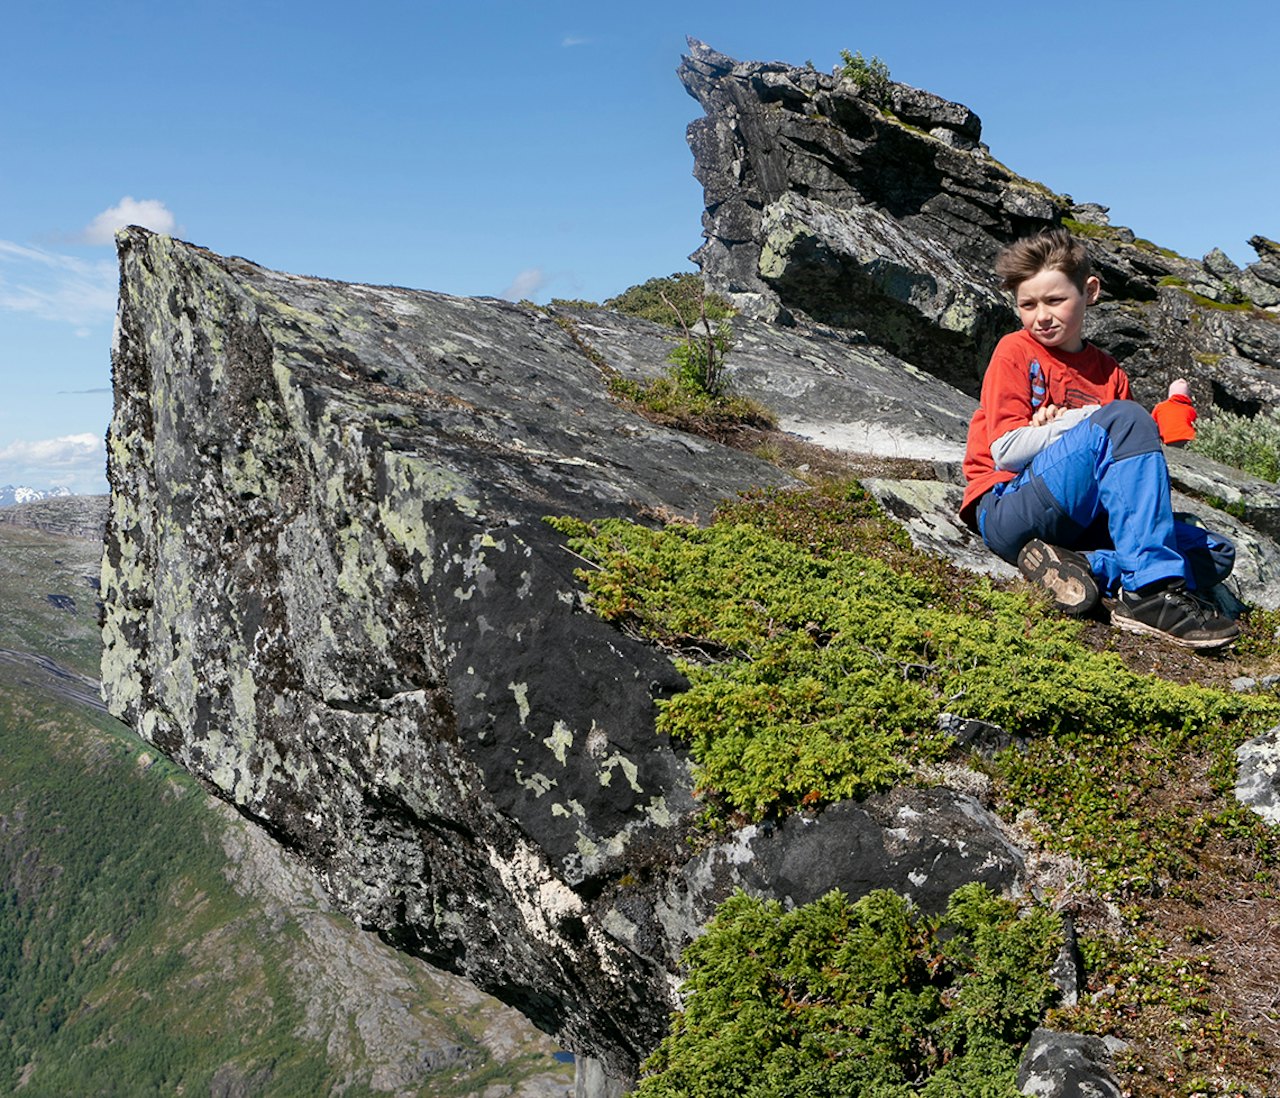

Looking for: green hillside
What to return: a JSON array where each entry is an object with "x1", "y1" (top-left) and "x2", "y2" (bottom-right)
[{"x1": 0, "y1": 507, "x2": 572, "y2": 1097}]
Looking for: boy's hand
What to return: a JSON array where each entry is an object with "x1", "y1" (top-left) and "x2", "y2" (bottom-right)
[{"x1": 1031, "y1": 402, "x2": 1064, "y2": 427}]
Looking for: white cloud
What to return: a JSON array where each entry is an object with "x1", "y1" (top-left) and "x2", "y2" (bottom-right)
[
  {"x1": 0, "y1": 433, "x2": 107, "y2": 495},
  {"x1": 81, "y1": 197, "x2": 176, "y2": 245},
  {"x1": 501, "y1": 267, "x2": 552, "y2": 301},
  {"x1": 562, "y1": 36, "x2": 590, "y2": 47},
  {"x1": 0, "y1": 241, "x2": 117, "y2": 328}
]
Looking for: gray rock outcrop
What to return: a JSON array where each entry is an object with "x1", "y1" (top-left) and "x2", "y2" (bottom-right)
[
  {"x1": 679, "y1": 38, "x2": 1280, "y2": 415},
  {"x1": 101, "y1": 229, "x2": 1030, "y2": 1088},
  {"x1": 1016, "y1": 1028, "x2": 1125, "y2": 1097}
]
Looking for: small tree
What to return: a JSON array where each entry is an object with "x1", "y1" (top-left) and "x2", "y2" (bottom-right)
[
  {"x1": 660, "y1": 287, "x2": 732, "y2": 397},
  {"x1": 839, "y1": 49, "x2": 892, "y2": 106}
]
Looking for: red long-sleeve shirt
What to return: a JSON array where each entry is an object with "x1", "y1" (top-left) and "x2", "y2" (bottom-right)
[{"x1": 960, "y1": 329, "x2": 1132, "y2": 527}]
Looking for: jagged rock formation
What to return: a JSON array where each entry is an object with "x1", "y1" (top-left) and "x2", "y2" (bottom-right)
[
  {"x1": 680, "y1": 39, "x2": 1280, "y2": 413},
  {"x1": 100, "y1": 43, "x2": 1280, "y2": 1096}
]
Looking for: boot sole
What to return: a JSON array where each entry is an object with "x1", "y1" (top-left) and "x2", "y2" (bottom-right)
[{"x1": 1017, "y1": 541, "x2": 1099, "y2": 616}]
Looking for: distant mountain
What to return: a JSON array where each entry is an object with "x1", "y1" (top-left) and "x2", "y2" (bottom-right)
[{"x1": 0, "y1": 484, "x2": 72, "y2": 507}]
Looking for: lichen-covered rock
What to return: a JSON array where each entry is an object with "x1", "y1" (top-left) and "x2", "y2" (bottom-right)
[
  {"x1": 101, "y1": 228, "x2": 1034, "y2": 1088},
  {"x1": 1016, "y1": 1028, "x2": 1125, "y2": 1097},
  {"x1": 100, "y1": 46, "x2": 1280, "y2": 1093},
  {"x1": 1236, "y1": 725, "x2": 1280, "y2": 826},
  {"x1": 557, "y1": 302, "x2": 976, "y2": 463}
]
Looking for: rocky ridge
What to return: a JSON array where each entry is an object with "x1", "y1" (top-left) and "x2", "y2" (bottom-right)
[
  {"x1": 99, "y1": 42, "x2": 1280, "y2": 1097},
  {"x1": 680, "y1": 38, "x2": 1280, "y2": 414}
]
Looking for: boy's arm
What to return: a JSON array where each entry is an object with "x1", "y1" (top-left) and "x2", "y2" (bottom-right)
[
  {"x1": 991, "y1": 406, "x2": 1101, "y2": 471},
  {"x1": 980, "y1": 350, "x2": 1037, "y2": 445}
]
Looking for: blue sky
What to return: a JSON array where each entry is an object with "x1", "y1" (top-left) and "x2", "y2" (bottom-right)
[{"x1": 2, "y1": 0, "x2": 1276, "y2": 494}]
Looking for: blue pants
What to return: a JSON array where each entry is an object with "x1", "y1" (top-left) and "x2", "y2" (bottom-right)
[{"x1": 977, "y1": 401, "x2": 1234, "y2": 595}]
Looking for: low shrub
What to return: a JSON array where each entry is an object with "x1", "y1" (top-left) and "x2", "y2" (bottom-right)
[
  {"x1": 635, "y1": 883, "x2": 1061, "y2": 1098},
  {"x1": 1190, "y1": 407, "x2": 1280, "y2": 483}
]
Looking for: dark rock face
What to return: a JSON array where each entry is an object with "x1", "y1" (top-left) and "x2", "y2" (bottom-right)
[
  {"x1": 679, "y1": 39, "x2": 1280, "y2": 413},
  {"x1": 101, "y1": 229, "x2": 1027, "y2": 1085}
]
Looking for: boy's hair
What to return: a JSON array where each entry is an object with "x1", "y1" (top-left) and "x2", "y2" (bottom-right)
[{"x1": 994, "y1": 227, "x2": 1093, "y2": 293}]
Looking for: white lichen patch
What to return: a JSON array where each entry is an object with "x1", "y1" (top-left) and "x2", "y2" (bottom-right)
[{"x1": 484, "y1": 839, "x2": 585, "y2": 948}]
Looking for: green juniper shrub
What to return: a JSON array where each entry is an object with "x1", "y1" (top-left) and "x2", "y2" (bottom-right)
[
  {"x1": 604, "y1": 273, "x2": 735, "y2": 329},
  {"x1": 634, "y1": 883, "x2": 1062, "y2": 1098},
  {"x1": 549, "y1": 483, "x2": 1280, "y2": 1093},
  {"x1": 547, "y1": 487, "x2": 1280, "y2": 884}
]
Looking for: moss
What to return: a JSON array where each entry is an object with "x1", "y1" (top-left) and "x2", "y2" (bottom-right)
[
  {"x1": 1133, "y1": 237, "x2": 1183, "y2": 259},
  {"x1": 1179, "y1": 288, "x2": 1256, "y2": 313},
  {"x1": 549, "y1": 484, "x2": 1280, "y2": 872},
  {"x1": 1061, "y1": 217, "x2": 1112, "y2": 240}
]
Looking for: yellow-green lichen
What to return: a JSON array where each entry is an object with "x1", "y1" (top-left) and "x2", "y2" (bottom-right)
[
  {"x1": 509, "y1": 682, "x2": 531, "y2": 726},
  {"x1": 544, "y1": 720, "x2": 573, "y2": 764}
]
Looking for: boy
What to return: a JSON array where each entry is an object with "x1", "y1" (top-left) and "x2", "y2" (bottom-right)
[
  {"x1": 959, "y1": 228, "x2": 1238, "y2": 649},
  {"x1": 1152, "y1": 378, "x2": 1197, "y2": 447}
]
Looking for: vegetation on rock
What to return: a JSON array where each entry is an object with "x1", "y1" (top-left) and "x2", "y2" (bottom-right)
[
  {"x1": 1191, "y1": 408, "x2": 1280, "y2": 483},
  {"x1": 633, "y1": 884, "x2": 1061, "y2": 1098},
  {"x1": 838, "y1": 50, "x2": 892, "y2": 107},
  {"x1": 605, "y1": 272, "x2": 735, "y2": 330},
  {"x1": 600, "y1": 273, "x2": 776, "y2": 434},
  {"x1": 550, "y1": 479, "x2": 1280, "y2": 1094}
]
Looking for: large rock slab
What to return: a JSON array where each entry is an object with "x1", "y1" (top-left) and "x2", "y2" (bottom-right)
[
  {"x1": 101, "y1": 229, "x2": 1032, "y2": 1086},
  {"x1": 557, "y1": 303, "x2": 975, "y2": 462}
]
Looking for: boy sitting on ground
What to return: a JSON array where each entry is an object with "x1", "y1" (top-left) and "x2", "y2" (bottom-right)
[{"x1": 958, "y1": 228, "x2": 1238, "y2": 649}]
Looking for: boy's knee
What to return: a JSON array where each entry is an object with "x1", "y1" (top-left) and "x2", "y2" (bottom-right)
[{"x1": 1091, "y1": 400, "x2": 1162, "y2": 459}]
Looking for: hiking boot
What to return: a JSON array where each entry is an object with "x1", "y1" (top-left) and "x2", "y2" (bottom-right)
[
  {"x1": 1112, "y1": 583, "x2": 1240, "y2": 649},
  {"x1": 1017, "y1": 539, "x2": 1099, "y2": 616}
]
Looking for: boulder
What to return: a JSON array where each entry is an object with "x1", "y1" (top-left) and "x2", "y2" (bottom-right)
[
  {"x1": 100, "y1": 41, "x2": 1280, "y2": 1096},
  {"x1": 1236, "y1": 725, "x2": 1280, "y2": 826},
  {"x1": 1016, "y1": 1028, "x2": 1125, "y2": 1097},
  {"x1": 101, "y1": 228, "x2": 1036, "y2": 1089}
]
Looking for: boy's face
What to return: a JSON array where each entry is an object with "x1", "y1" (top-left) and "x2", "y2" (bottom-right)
[{"x1": 1013, "y1": 268, "x2": 1101, "y2": 353}]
